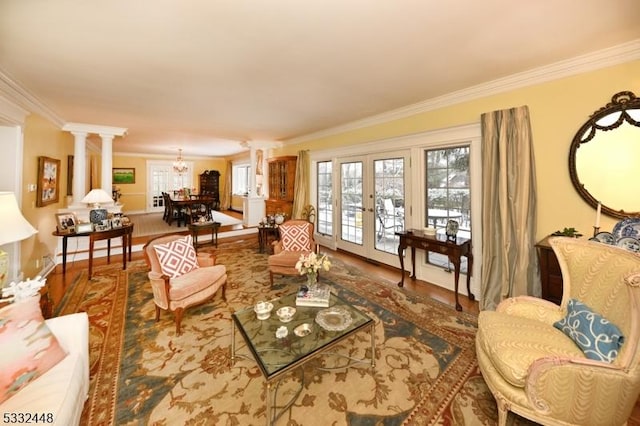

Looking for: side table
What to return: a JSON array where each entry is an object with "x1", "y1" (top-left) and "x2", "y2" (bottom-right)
[
  {"x1": 189, "y1": 221, "x2": 221, "y2": 251},
  {"x1": 258, "y1": 225, "x2": 279, "y2": 253},
  {"x1": 535, "y1": 236, "x2": 563, "y2": 305}
]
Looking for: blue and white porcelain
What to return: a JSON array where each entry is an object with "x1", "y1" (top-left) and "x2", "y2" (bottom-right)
[
  {"x1": 616, "y1": 237, "x2": 640, "y2": 253},
  {"x1": 612, "y1": 218, "x2": 640, "y2": 239}
]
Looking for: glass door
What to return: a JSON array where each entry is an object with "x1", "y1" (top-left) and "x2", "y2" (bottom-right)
[
  {"x1": 337, "y1": 152, "x2": 409, "y2": 265},
  {"x1": 147, "y1": 161, "x2": 193, "y2": 212}
]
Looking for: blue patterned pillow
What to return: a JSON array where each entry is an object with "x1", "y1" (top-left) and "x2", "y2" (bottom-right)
[{"x1": 553, "y1": 299, "x2": 624, "y2": 362}]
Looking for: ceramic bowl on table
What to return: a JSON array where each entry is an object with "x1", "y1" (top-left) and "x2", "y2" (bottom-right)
[
  {"x1": 276, "y1": 306, "x2": 296, "y2": 323},
  {"x1": 254, "y1": 301, "x2": 274, "y2": 320}
]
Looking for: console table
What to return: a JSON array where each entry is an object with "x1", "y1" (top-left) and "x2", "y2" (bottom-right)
[
  {"x1": 396, "y1": 229, "x2": 474, "y2": 311},
  {"x1": 53, "y1": 224, "x2": 133, "y2": 280}
]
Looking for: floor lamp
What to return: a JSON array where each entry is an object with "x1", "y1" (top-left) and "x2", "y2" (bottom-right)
[{"x1": 0, "y1": 192, "x2": 38, "y2": 288}]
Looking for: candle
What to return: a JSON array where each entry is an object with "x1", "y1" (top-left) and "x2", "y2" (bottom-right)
[{"x1": 595, "y1": 202, "x2": 601, "y2": 228}]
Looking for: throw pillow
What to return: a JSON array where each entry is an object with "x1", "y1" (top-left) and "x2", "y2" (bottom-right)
[
  {"x1": 553, "y1": 298, "x2": 624, "y2": 362},
  {"x1": 0, "y1": 296, "x2": 68, "y2": 404},
  {"x1": 153, "y1": 235, "x2": 200, "y2": 278},
  {"x1": 281, "y1": 224, "x2": 311, "y2": 251}
]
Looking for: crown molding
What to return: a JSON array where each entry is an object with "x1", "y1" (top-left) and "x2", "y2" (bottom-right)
[
  {"x1": 0, "y1": 69, "x2": 65, "y2": 127},
  {"x1": 287, "y1": 39, "x2": 640, "y2": 145}
]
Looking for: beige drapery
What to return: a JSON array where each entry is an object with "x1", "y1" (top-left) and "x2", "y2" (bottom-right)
[
  {"x1": 219, "y1": 160, "x2": 232, "y2": 210},
  {"x1": 291, "y1": 150, "x2": 309, "y2": 219},
  {"x1": 480, "y1": 106, "x2": 540, "y2": 310}
]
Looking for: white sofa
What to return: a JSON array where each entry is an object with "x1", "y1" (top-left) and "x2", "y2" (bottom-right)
[{"x1": 1, "y1": 312, "x2": 90, "y2": 426}]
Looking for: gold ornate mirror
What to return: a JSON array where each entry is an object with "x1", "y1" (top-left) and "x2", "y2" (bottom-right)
[{"x1": 569, "y1": 91, "x2": 640, "y2": 219}]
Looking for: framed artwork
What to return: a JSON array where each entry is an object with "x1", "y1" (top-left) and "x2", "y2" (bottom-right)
[
  {"x1": 113, "y1": 167, "x2": 135, "y2": 184},
  {"x1": 67, "y1": 155, "x2": 74, "y2": 196},
  {"x1": 55, "y1": 212, "x2": 77, "y2": 234},
  {"x1": 37, "y1": 156, "x2": 61, "y2": 207}
]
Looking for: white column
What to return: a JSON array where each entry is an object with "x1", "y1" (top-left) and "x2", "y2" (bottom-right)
[
  {"x1": 71, "y1": 131, "x2": 87, "y2": 205},
  {"x1": 248, "y1": 148, "x2": 256, "y2": 196},
  {"x1": 100, "y1": 133, "x2": 114, "y2": 192}
]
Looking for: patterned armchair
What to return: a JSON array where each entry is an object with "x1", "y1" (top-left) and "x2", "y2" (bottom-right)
[
  {"x1": 143, "y1": 233, "x2": 227, "y2": 335},
  {"x1": 267, "y1": 220, "x2": 318, "y2": 286},
  {"x1": 476, "y1": 237, "x2": 640, "y2": 426}
]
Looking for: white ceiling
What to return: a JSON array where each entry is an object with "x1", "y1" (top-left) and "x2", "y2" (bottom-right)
[{"x1": 1, "y1": 0, "x2": 639, "y2": 157}]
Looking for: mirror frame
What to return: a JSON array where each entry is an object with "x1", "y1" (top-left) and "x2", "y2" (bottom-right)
[{"x1": 569, "y1": 91, "x2": 640, "y2": 219}]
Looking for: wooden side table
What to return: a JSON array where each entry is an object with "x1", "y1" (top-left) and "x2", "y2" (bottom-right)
[
  {"x1": 535, "y1": 236, "x2": 563, "y2": 305},
  {"x1": 396, "y1": 229, "x2": 473, "y2": 311},
  {"x1": 258, "y1": 225, "x2": 279, "y2": 253},
  {"x1": 188, "y1": 221, "x2": 221, "y2": 251}
]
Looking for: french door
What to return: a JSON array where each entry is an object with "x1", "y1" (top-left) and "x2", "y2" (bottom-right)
[
  {"x1": 337, "y1": 151, "x2": 409, "y2": 265},
  {"x1": 146, "y1": 161, "x2": 193, "y2": 212}
]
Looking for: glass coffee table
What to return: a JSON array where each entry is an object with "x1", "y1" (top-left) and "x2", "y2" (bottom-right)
[{"x1": 231, "y1": 291, "x2": 375, "y2": 425}]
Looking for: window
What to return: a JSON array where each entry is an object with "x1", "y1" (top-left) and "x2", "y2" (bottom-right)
[
  {"x1": 232, "y1": 164, "x2": 250, "y2": 195},
  {"x1": 425, "y1": 146, "x2": 470, "y2": 271},
  {"x1": 316, "y1": 161, "x2": 333, "y2": 235}
]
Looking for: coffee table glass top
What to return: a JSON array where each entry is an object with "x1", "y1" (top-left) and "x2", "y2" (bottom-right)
[{"x1": 232, "y1": 292, "x2": 373, "y2": 379}]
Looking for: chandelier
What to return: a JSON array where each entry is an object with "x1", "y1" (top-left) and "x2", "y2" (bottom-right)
[{"x1": 173, "y1": 149, "x2": 188, "y2": 174}]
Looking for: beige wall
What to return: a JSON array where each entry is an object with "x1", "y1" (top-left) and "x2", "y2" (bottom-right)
[
  {"x1": 20, "y1": 114, "x2": 74, "y2": 267},
  {"x1": 276, "y1": 60, "x2": 640, "y2": 241},
  {"x1": 110, "y1": 155, "x2": 227, "y2": 212},
  {"x1": 16, "y1": 59, "x2": 640, "y2": 271}
]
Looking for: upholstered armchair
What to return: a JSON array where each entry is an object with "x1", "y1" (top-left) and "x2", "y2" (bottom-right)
[
  {"x1": 476, "y1": 237, "x2": 640, "y2": 426},
  {"x1": 268, "y1": 220, "x2": 319, "y2": 286},
  {"x1": 143, "y1": 233, "x2": 227, "y2": 335}
]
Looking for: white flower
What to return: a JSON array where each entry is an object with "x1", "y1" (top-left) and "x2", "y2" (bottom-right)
[{"x1": 295, "y1": 252, "x2": 331, "y2": 276}]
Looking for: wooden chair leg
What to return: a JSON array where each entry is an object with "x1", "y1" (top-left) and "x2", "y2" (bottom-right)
[
  {"x1": 174, "y1": 308, "x2": 184, "y2": 336},
  {"x1": 269, "y1": 271, "x2": 274, "y2": 287},
  {"x1": 155, "y1": 305, "x2": 161, "y2": 322},
  {"x1": 221, "y1": 282, "x2": 227, "y2": 301}
]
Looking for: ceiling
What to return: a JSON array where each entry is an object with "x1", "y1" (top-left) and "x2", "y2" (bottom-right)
[{"x1": 1, "y1": 1, "x2": 639, "y2": 158}]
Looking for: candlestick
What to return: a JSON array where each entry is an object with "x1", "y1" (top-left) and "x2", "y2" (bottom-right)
[
  {"x1": 595, "y1": 202, "x2": 601, "y2": 228},
  {"x1": 593, "y1": 226, "x2": 600, "y2": 238}
]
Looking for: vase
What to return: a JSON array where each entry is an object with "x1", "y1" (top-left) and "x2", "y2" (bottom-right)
[
  {"x1": 307, "y1": 272, "x2": 318, "y2": 292},
  {"x1": 275, "y1": 214, "x2": 285, "y2": 225}
]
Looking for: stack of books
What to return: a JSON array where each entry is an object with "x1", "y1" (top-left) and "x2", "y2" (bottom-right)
[{"x1": 295, "y1": 285, "x2": 331, "y2": 307}]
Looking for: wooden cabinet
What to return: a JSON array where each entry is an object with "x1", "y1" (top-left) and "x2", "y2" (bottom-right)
[
  {"x1": 536, "y1": 236, "x2": 563, "y2": 305},
  {"x1": 199, "y1": 170, "x2": 220, "y2": 210},
  {"x1": 265, "y1": 156, "x2": 297, "y2": 218}
]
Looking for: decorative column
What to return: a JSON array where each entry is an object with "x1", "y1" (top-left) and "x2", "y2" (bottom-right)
[
  {"x1": 240, "y1": 140, "x2": 282, "y2": 226},
  {"x1": 71, "y1": 131, "x2": 87, "y2": 205},
  {"x1": 100, "y1": 133, "x2": 114, "y2": 192}
]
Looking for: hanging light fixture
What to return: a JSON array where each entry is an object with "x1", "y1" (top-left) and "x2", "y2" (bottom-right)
[{"x1": 173, "y1": 148, "x2": 188, "y2": 174}]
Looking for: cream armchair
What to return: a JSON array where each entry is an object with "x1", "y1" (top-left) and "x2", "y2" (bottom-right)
[
  {"x1": 143, "y1": 233, "x2": 227, "y2": 335},
  {"x1": 476, "y1": 237, "x2": 640, "y2": 426}
]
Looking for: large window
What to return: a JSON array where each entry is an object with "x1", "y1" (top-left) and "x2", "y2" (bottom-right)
[
  {"x1": 316, "y1": 161, "x2": 333, "y2": 236},
  {"x1": 232, "y1": 164, "x2": 250, "y2": 195},
  {"x1": 425, "y1": 146, "x2": 471, "y2": 271}
]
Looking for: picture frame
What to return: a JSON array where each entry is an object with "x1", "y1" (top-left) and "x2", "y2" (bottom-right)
[
  {"x1": 56, "y1": 212, "x2": 77, "y2": 234},
  {"x1": 37, "y1": 156, "x2": 61, "y2": 207},
  {"x1": 112, "y1": 167, "x2": 135, "y2": 184},
  {"x1": 111, "y1": 217, "x2": 123, "y2": 228},
  {"x1": 76, "y1": 222, "x2": 94, "y2": 233}
]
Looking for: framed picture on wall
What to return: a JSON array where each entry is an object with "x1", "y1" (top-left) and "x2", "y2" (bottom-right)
[
  {"x1": 36, "y1": 156, "x2": 61, "y2": 207},
  {"x1": 113, "y1": 167, "x2": 135, "y2": 184}
]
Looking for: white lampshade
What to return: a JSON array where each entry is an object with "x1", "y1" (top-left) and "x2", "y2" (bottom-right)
[
  {"x1": 0, "y1": 192, "x2": 37, "y2": 246},
  {"x1": 81, "y1": 189, "x2": 113, "y2": 208}
]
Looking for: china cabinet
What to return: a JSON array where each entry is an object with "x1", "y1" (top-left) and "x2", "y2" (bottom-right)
[{"x1": 265, "y1": 156, "x2": 297, "y2": 218}]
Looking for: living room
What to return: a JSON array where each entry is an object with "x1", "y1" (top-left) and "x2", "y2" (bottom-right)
[{"x1": 1, "y1": 2, "x2": 640, "y2": 425}]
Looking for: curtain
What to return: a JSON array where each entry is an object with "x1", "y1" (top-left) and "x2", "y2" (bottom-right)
[
  {"x1": 480, "y1": 105, "x2": 540, "y2": 310},
  {"x1": 291, "y1": 150, "x2": 309, "y2": 219},
  {"x1": 219, "y1": 160, "x2": 232, "y2": 210}
]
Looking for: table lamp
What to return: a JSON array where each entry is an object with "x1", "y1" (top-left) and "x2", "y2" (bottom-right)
[
  {"x1": 0, "y1": 192, "x2": 38, "y2": 287},
  {"x1": 81, "y1": 188, "x2": 113, "y2": 223}
]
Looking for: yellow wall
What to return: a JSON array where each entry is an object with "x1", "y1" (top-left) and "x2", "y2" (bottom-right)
[
  {"x1": 276, "y1": 60, "x2": 640, "y2": 241},
  {"x1": 16, "y1": 59, "x2": 640, "y2": 267},
  {"x1": 20, "y1": 114, "x2": 74, "y2": 266},
  {"x1": 111, "y1": 155, "x2": 227, "y2": 211}
]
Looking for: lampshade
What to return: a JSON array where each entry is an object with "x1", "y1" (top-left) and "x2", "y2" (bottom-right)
[
  {"x1": 0, "y1": 192, "x2": 38, "y2": 246},
  {"x1": 81, "y1": 189, "x2": 114, "y2": 208}
]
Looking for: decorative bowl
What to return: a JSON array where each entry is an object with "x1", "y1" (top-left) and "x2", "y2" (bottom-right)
[
  {"x1": 294, "y1": 323, "x2": 313, "y2": 337},
  {"x1": 275, "y1": 326, "x2": 289, "y2": 338},
  {"x1": 276, "y1": 306, "x2": 296, "y2": 323},
  {"x1": 254, "y1": 301, "x2": 273, "y2": 320}
]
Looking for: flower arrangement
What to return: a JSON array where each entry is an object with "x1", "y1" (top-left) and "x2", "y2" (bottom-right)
[{"x1": 295, "y1": 252, "x2": 331, "y2": 277}]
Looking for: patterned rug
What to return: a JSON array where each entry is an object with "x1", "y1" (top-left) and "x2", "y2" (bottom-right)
[{"x1": 56, "y1": 238, "x2": 532, "y2": 425}]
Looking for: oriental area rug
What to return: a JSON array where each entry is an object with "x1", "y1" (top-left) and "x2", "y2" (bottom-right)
[{"x1": 56, "y1": 238, "x2": 535, "y2": 425}]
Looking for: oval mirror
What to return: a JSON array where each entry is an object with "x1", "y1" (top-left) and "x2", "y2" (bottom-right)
[{"x1": 569, "y1": 91, "x2": 640, "y2": 219}]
